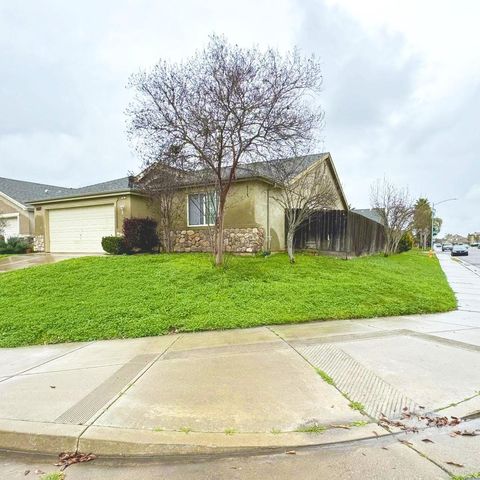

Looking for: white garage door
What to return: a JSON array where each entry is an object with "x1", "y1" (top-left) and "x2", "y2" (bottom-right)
[
  {"x1": 1, "y1": 216, "x2": 19, "y2": 239},
  {"x1": 49, "y1": 205, "x2": 115, "y2": 253}
]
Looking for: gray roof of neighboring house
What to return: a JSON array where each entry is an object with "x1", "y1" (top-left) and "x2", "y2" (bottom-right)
[
  {"x1": 0, "y1": 177, "x2": 73, "y2": 207},
  {"x1": 352, "y1": 208, "x2": 384, "y2": 224}
]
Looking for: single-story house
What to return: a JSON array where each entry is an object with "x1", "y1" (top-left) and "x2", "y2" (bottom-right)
[
  {"x1": 0, "y1": 153, "x2": 348, "y2": 253},
  {"x1": 0, "y1": 177, "x2": 71, "y2": 240}
]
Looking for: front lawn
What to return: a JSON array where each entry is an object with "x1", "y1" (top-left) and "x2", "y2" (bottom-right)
[{"x1": 0, "y1": 250, "x2": 456, "y2": 347}]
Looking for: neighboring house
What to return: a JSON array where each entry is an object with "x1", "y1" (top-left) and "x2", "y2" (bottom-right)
[
  {"x1": 0, "y1": 177, "x2": 71, "y2": 240},
  {"x1": 467, "y1": 232, "x2": 480, "y2": 244},
  {"x1": 2, "y1": 152, "x2": 347, "y2": 253}
]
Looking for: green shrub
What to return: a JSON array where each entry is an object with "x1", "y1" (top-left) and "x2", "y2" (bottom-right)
[
  {"x1": 398, "y1": 231, "x2": 414, "y2": 253},
  {"x1": 101, "y1": 236, "x2": 128, "y2": 255},
  {"x1": 123, "y1": 217, "x2": 159, "y2": 253},
  {"x1": 0, "y1": 237, "x2": 30, "y2": 254}
]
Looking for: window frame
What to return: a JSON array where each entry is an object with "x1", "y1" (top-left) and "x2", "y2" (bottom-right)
[{"x1": 187, "y1": 191, "x2": 218, "y2": 227}]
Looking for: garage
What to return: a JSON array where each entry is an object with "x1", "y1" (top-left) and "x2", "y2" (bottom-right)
[{"x1": 48, "y1": 205, "x2": 115, "y2": 253}]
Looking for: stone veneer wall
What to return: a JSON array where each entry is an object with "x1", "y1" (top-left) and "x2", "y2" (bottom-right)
[
  {"x1": 33, "y1": 235, "x2": 45, "y2": 252},
  {"x1": 172, "y1": 227, "x2": 264, "y2": 253}
]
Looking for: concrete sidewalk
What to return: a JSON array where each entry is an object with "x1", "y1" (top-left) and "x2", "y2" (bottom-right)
[{"x1": 0, "y1": 252, "x2": 479, "y2": 461}]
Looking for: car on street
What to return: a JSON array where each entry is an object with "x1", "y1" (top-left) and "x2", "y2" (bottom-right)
[
  {"x1": 442, "y1": 243, "x2": 453, "y2": 251},
  {"x1": 451, "y1": 244, "x2": 469, "y2": 256}
]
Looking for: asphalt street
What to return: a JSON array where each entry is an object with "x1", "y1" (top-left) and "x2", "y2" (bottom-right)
[{"x1": 463, "y1": 245, "x2": 480, "y2": 268}]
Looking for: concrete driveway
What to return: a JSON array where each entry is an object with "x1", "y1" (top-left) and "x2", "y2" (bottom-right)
[
  {"x1": 0, "y1": 253, "x2": 98, "y2": 273},
  {"x1": 0, "y1": 252, "x2": 478, "y2": 478}
]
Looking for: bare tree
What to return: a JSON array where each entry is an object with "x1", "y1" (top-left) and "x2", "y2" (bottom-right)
[
  {"x1": 127, "y1": 35, "x2": 323, "y2": 266},
  {"x1": 370, "y1": 178, "x2": 414, "y2": 256},
  {"x1": 264, "y1": 156, "x2": 337, "y2": 263}
]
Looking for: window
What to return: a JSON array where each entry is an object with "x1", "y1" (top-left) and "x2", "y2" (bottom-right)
[{"x1": 188, "y1": 192, "x2": 217, "y2": 226}]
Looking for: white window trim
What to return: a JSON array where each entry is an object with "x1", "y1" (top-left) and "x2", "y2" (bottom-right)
[{"x1": 187, "y1": 192, "x2": 217, "y2": 227}]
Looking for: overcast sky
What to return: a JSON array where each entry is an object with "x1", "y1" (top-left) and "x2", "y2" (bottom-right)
[{"x1": 0, "y1": 0, "x2": 478, "y2": 235}]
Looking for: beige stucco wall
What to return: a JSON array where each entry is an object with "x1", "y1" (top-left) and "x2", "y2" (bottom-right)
[
  {"x1": 170, "y1": 182, "x2": 258, "y2": 231},
  {"x1": 169, "y1": 181, "x2": 282, "y2": 251},
  {"x1": 250, "y1": 183, "x2": 285, "y2": 251},
  {"x1": 0, "y1": 195, "x2": 33, "y2": 235}
]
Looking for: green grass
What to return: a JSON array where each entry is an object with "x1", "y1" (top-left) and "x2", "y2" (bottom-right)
[
  {"x1": 452, "y1": 474, "x2": 480, "y2": 480},
  {"x1": 316, "y1": 368, "x2": 335, "y2": 385},
  {"x1": 0, "y1": 250, "x2": 456, "y2": 348},
  {"x1": 350, "y1": 420, "x2": 369, "y2": 427},
  {"x1": 40, "y1": 473, "x2": 65, "y2": 480},
  {"x1": 0, "y1": 254, "x2": 12, "y2": 259},
  {"x1": 295, "y1": 423, "x2": 327, "y2": 434},
  {"x1": 348, "y1": 401, "x2": 365, "y2": 412}
]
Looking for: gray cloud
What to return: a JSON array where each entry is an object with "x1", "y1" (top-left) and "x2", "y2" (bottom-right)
[{"x1": 0, "y1": 0, "x2": 478, "y2": 235}]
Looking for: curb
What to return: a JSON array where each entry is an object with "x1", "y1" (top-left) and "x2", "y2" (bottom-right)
[
  {"x1": 455, "y1": 257, "x2": 480, "y2": 277},
  {"x1": 0, "y1": 419, "x2": 389, "y2": 457}
]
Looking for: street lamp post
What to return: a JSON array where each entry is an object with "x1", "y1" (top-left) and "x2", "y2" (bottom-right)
[{"x1": 431, "y1": 198, "x2": 457, "y2": 249}]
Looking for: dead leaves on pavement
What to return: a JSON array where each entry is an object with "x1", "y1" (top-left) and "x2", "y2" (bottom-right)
[{"x1": 55, "y1": 452, "x2": 97, "y2": 471}]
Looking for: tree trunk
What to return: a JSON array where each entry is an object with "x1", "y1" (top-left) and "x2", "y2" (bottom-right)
[
  {"x1": 286, "y1": 228, "x2": 295, "y2": 263},
  {"x1": 215, "y1": 197, "x2": 226, "y2": 267}
]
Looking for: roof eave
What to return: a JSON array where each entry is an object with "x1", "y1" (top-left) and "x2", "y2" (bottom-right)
[{"x1": 28, "y1": 189, "x2": 143, "y2": 205}]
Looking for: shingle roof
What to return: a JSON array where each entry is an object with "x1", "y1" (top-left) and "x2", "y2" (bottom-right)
[
  {"x1": 0, "y1": 177, "x2": 73, "y2": 207},
  {"x1": 163, "y1": 153, "x2": 329, "y2": 186},
  {"x1": 234, "y1": 153, "x2": 327, "y2": 181},
  {"x1": 28, "y1": 177, "x2": 134, "y2": 203},
  {"x1": 2, "y1": 153, "x2": 333, "y2": 206},
  {"x1": 0, "y1": 176, "x2": 135, "y2": 206},
  {"x1": 58, "y1": 177, "x2": 133, "y2": 198}
]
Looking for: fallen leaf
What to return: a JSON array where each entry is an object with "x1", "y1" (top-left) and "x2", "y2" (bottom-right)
[
  {"x1": 381, "y1": 447, "x2": 389, "y2": 450},
  {"x1": 34, "y1": 470, "x2": 44, "y2": 475},
  {"x1": 55, "y1": 452, "x2": 97, "y2": 470},
  {"x1": 23, "y1": 470, "x2": 30, "y2": 476},
  {"x1": 372, "y1": 431, "x2": 379, "y2": 437},
  {"x1": 399, "y1": 440, "x2": 413, "y2": 446},
  {"x1": 456, "y1": 430, "x2": 479, "y2": 436},
  {"x1": 285, "y1": 450, "x2": 296, "y2": 455},
  {"x1": 330, "y1": 424, "x2": 351, "y2": 430},
  {"x1": 49, "y1": 385, "x2": 56, "y2": 389},
  {"x1": 421, "y1": 439, "x2": 434, "y2": 443},
  {"x1": 446, "y1": 462, "x2": 464, "y2": 468}
]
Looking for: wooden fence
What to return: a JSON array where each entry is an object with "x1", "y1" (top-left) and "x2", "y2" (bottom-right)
[{"x1": 291, "y1": 210, "x2": 385, "y2": 256}]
